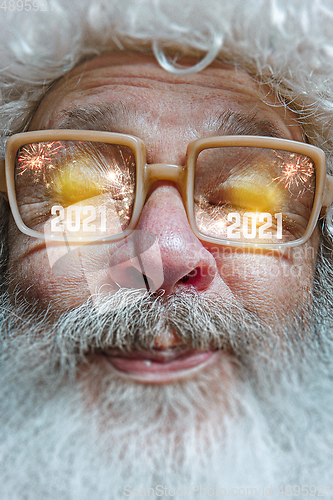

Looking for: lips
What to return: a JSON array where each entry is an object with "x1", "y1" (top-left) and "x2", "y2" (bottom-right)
[{"x1": 101, "y1": 347, "x2": 219, "y2": 384}]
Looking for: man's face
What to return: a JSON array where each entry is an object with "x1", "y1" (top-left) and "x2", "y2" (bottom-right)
[
  {"x1": 7, "y1": 53, "x2": 317, "y2": 383},
  {"x1": 2, "y1": 53, "x2": 331, "y2": 497}
]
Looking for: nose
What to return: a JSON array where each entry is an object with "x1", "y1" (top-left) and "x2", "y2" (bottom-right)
[{"x1": 109, "y1": 183, "x2": 218, "y2": 294}]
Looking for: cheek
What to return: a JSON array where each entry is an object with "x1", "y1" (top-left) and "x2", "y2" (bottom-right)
[
  {"x1": 7, "y1": 223, "x2": 90, "y2": 310},
  {"x1": 7, "y1": 248, "x2": 92, "y2": 310},
  {"x1": 7, "y1": 222, "x2": 128, "y2": 312},
  {"x1": 213, "y1": 247, "x2": 315, "y2": 318}
]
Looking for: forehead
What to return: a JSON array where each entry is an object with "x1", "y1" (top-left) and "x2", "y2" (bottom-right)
[{"x1": 30, "y1": 53, "x2": 303, "y2": 144}]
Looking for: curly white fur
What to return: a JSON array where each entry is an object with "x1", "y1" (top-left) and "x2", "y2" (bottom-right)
[{"x1": 0, "y1": 0, "x2": 333, "y2": 158}]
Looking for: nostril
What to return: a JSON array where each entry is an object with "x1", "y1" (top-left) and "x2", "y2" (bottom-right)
[
  {"x1": 179, "y1": 269, "x2": 198, "y2": 284},
  {"x1": 109, "y1": 266, "x2": 155, "y2": 291},
  {"x1": 177, "y1": 266, "x2": 213, "y2": 290}
]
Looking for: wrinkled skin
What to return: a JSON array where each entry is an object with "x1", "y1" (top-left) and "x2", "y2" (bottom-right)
[
  {"x1": 6, "y1": 53, "x2": 318, "y2": 384},
  {"x1": 8, "y1": 53, "x2": 317, "y2": 311}
]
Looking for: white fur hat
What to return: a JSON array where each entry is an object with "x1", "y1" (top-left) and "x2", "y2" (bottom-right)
[{"x1": 0, "y1": 0, "x2": 333, "y2": 163}]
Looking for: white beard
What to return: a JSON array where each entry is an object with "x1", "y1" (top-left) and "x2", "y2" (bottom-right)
[{"x1": 0, "y1": 275, "x2": 333, "y2": 499}]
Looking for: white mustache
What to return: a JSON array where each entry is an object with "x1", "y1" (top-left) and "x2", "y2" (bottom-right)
[{"x1": 0, "y1": 285, "x2": 316, "y2": 387}]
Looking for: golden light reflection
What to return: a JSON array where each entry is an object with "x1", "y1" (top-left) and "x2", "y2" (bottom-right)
[
  {"x1": 220, "y1": 175, "x2": 286, "y2": 213},
  {"x1": 52, "y1": 154, "x2": 105, "y2": 205}
]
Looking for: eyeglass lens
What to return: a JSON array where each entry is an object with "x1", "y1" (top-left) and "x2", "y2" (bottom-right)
[
  {"x1": 14, "y1": 141, "x2": 316, "y2": 244},
  {"x1": 15, "y1": 140, "x2": 136, "y2": 238},
  {"x1": 194, "y1": 146, "x2": 316, "y2": 244}
]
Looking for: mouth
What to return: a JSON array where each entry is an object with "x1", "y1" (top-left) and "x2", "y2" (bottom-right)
[{"x1": 99, "y1": 347, "x2": 221, "y2": 384}]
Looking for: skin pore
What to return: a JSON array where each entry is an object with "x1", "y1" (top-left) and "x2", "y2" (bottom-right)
[{"x1": 5, "y1": 52, "x2": 318, "y2": 384}]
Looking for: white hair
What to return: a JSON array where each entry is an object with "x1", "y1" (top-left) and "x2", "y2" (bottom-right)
[{"x1": 1, "y1": 0, "x2": 333, "y2": 155}]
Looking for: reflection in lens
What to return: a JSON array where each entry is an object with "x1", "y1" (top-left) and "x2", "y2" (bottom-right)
[
  {"x1": 15, "y1": 140, "x2": 136, "y2": 238},
  {"x1": 16, "y1": 141, "x2": 63, "y2": 185},
  {"x1": 194, "y1": 146, "x2": 316, "y2": 244}
]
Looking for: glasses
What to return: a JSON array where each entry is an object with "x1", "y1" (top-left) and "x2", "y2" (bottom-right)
[{"x1": 1, "y1": 130, "x2": 333, "y2": 249}]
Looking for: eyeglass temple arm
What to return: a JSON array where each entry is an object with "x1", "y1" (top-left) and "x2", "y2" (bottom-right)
[
  {"x1": 323, "y1": 174, "x2": 333, "y2": 208},
  {"x1": 0, "y1": 159, "x2": 8, "y2": 201}
]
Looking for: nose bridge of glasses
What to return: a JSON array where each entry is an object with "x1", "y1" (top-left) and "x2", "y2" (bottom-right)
[{"x1": 144, "y1": 163, "x2": 186, "y2": 188}]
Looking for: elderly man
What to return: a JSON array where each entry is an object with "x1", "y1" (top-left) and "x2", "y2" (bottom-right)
[{"x1": 0, "y1": 0, "x2": 333, "y2": 498}]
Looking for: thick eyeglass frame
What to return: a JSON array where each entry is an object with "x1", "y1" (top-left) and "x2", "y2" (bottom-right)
[{"x1": 1, "y1": 129, "x2": 333, "y2": 249}]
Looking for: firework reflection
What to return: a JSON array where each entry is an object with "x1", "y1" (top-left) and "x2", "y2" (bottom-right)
[
  {"x1": 273, "y1": 152, "x2": 315, "y2": 200},
  {"x1": 16, "y1": 141, "x2": 63, "y2": 186}
]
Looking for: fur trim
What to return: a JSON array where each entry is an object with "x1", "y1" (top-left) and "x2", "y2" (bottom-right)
[{"x1": 0, "y1": 0, "x2": 333, "y2": 163}]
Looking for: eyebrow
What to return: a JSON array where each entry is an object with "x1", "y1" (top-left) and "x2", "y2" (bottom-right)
[
  {"x1": 56, "y1": 103, "x2": 131, "y2": 132},
  {"x1": 214, "y1": 110, "x2": 285, "y2": 138},
  {"x1": 56, "y1": 104, "x2": 285, "y2": 139}
]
